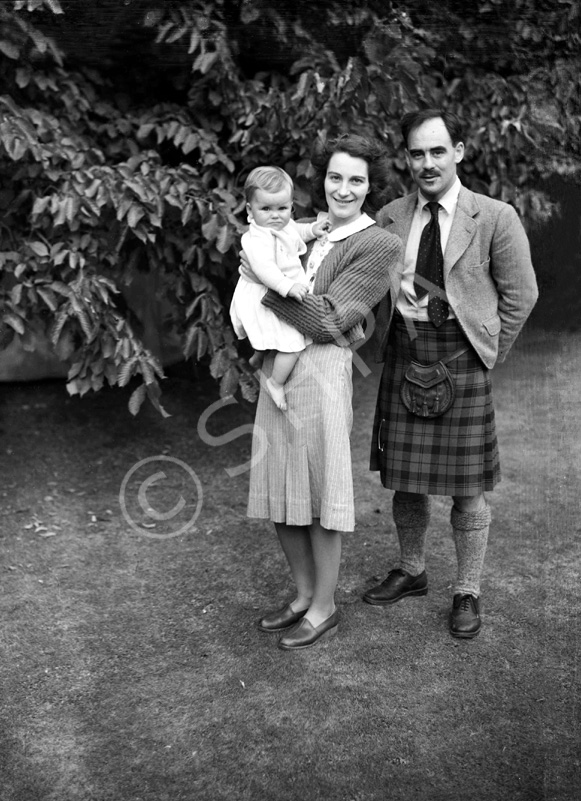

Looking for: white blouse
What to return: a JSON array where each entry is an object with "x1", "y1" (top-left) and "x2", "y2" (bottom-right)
[{"x1": 304, "y1": 212, "x2": 376, "y2": 293}]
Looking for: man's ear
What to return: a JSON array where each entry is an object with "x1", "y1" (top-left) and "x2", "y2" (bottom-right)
[
  {"x1": 454, "y1": 142, "x2": 465, "y2": 165},
  {"x1": 404, "y1": 149, "x2": 412, "y2": 169}
]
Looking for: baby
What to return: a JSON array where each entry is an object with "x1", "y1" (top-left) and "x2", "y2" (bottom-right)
[{"x1": 230, "y1": 166, "x2": 329, "y2": 410}]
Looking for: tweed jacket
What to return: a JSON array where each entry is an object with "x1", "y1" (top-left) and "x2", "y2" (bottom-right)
[
  {"x1": 375, "y1": 186, "x2": 539, "y2": 368},
  {"x1": 261, "y1": 225, "x2": 402, "y2": 345}
]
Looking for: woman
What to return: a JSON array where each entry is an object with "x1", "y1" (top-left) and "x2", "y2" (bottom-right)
[{"x1": 247, "y1": 133, "x2": 402, "y2": 650}]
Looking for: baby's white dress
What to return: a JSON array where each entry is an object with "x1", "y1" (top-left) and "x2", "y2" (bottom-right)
[{"x1": 230, "y1": 219, "x2": 315, "y2": 353}]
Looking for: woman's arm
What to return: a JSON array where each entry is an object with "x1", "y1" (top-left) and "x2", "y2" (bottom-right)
[{"x1": 262, "y1": 228, "x2": 402, "y2": 342}]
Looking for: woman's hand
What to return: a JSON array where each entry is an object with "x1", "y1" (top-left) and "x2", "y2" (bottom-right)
[
  {"x1": 238, "y1": 249, "x2": 260, "y2": 282},
  {"x1": 287, "y1": 283, "x2": 308, "y2": 302}
]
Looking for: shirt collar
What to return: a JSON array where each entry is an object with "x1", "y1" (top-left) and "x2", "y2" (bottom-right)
[
  {"x1": 418, "y1": 177, "x2": 462, "y2": 216},
  {"x1": 316, "y1": 211, "x2": 375, "y2": 242}
]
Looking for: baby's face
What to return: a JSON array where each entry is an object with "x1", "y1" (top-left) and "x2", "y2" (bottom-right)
[{"x1": 247, "y1": 187, "x2": 293, "y2": 230}]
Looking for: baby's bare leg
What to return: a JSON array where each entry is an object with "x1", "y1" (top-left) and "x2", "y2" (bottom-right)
[
  {"x1": 265, "y1": 351, "x2": 301, "y2": 410},
  {"x1": 249, "y1": 350, "x2": 265, "y2": 370},
  {"x1": 271, "y1": 351, "x2": 300, "y2": 385}
]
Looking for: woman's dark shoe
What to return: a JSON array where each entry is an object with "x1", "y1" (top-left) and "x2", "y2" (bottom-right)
[
  {"x1": 278, "y1": 610, "x2": 339, "y2": 650},
  {"x1": 363, "y1": 568, "x2": 428, "y2": 605},
  {"x1": 258, "y1": 603, "x2": 308, "y2": 632}
]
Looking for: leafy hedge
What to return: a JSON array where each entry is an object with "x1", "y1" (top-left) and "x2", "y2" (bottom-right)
[{"x1": 0, "y1": 0, "x2": 579, "y2": 412}]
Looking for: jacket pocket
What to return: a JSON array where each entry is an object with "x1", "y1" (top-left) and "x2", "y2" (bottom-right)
[{"x1": 482, "y1": 314, "x2": 501, "y2": 336}]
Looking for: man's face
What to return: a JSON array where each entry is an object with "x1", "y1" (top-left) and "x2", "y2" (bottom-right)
[{"x1": 405, "y1": 117, "x2": 465, "y2": 201}]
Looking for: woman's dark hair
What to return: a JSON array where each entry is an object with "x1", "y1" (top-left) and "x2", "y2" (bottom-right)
[
  {"x1": 309, "y1": 133, "x2": 393, "y2": 215},
  {"x1": 400, "y1": 109, "x2": 464, "y2": 147}
]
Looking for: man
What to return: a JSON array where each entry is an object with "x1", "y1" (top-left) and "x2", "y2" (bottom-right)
[{"x1": 365, "y1": 109, "x2": 538, "y2": 638}]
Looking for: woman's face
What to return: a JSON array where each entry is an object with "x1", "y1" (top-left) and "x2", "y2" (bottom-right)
[{"x1": 324, "y1": 152, "x2": 370, "y2": 227}]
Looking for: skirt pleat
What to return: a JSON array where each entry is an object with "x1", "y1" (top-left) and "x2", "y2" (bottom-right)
[
  {"x1": 248, "y1": 344, "x2": 355, "y2": 531},
  {"x1": 370, "y1": 314, "x2": 500, "y2": 495}
]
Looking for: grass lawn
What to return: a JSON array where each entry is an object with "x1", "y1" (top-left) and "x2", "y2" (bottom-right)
[{"x1": 1, "y1": 325, "x2": 579, "y2": 801}]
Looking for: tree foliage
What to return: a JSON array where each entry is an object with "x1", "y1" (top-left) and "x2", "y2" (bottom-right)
[{"x1": 0, "y1": 0, "x2": 579, "y2": 411}]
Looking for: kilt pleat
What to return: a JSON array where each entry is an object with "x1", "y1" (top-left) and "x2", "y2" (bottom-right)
[
  {"x1": 370, "y1": 313, "x2": 500, "y2": 495},
  {"x1": 248, "y1": 344, "x2": 355, "y2": 531}
]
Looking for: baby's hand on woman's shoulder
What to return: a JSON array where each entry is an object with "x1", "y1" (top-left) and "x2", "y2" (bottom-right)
[
  {"x1": 288, "y1": 283, "x2": 308, "y2": 302},
  {"x1": 312, "y1": 219, "x2": 332, "y2": 239}
]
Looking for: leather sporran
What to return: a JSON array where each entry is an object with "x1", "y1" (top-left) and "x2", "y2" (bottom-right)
[{"x1": 400, "y1": 346, "x2": 469, "y2": 419}]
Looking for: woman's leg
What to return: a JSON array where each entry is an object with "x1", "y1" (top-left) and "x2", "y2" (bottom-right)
[
  {"x1": 275, "y1": 519, "x2": 341, "y2": 625},
  {"x1": 275, "y1": 522, "x2": 315, "y2": 611},
  {"x1": 304, "y1": 518, "x2": 342, "y2": 627}
]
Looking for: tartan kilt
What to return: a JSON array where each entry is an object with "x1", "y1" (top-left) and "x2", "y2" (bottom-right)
[{"x1": 370, "y1": 313, "x2": 501, "y2": 495}]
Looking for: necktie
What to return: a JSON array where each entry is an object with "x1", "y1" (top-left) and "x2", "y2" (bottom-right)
[{"x1": 413, "y1": 201, "x2": 449, "y2": 327}]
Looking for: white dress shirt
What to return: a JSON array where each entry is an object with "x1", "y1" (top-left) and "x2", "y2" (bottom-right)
[{"x1": 397, "y1": 177, "x2": 462, "y2": 321}]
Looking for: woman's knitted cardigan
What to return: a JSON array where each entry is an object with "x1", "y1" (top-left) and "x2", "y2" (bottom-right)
[{"x1": 261, "y1": 224, "x2": 402, "y2": 345}]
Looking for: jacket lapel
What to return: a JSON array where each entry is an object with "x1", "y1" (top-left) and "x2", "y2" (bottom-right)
[
  {"x1": 378, "y1": 194, "x2": 416, "y2": 305},
  {"x1": 380, "y1": 193, "x2": 417, "y2": 247},
  {"x1": 443, "y1": 187, "x2": 479, "y2": 278}
]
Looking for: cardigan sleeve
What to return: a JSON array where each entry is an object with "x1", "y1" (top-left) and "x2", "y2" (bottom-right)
[{"x1": 261, "y1": 228, "x2": 402, "y2": 343}]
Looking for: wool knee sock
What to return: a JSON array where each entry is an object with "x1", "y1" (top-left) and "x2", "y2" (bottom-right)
[
  {"x1": 393, "y1": 495, "x2": 431, "y2": 576},
  {"x1": 451, "y1": 504, "x2": 492, "y2": 597}
]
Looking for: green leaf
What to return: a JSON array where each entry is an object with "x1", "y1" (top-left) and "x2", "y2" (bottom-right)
[
  {"x1": 10, "y1": 285, "x2": 23, "y2": 306},
  {"x1": 209, "y1": 347, "x2": 230, "y2": 379},
  {"x1": 220, "y1": 366, "x2": 239, "y2": 398},
  {"x1": 32, "y1": 197, "x2": 50, "y2": 217},
  {"x1": 0, "y1": 41, "x2": 20, "y2": 60},
  {"x1": 196, "y1": 329, "x2": 208, "y2": 361},
  {"x1": 215, "y1": 224, "x2": 232, "y2": 254},
  {"x1": 146, "y1": 381, "x2": 170, "y2": 418},
  {"x1": 66, "y1": 379, "x2": 80, "y2": 396},
  {"x1": 51, "y1": 282, "x2": 71, "y2": 297},
  {"x1": 118, "y1": 358, "x2": 137, "y2": 387},
  {"x1": 46, "y1": 0, "x2": 64, "y2": 15},
  {"x1": 127, "y1": 205, "x2": 145, "y2": 228},
  {"x1": 3, "y1": 314, "x2": 25, "y2": 335},
  {"x1": 28, "y1": 241, "x2": 49, "y2": 258},
  {"x1": 139, "y1": 359, "x2": 155, "y2": 385},
  {"x1": 37, "y1": 287, "x2": 58, "y2": 311},
  {"x1": 50, "y1": 308, "x2": 69, "y2": 346},
  {"x1": 183, "y1": 325, "x2": 198, "y2": 359},
  {"x1": 128, "y1": 383, "x2": 147, "y2": 416}
]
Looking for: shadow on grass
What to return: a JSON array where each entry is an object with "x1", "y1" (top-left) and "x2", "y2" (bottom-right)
[{"x1": 0, "y1": 325, "x2": 579, "y2": 801}]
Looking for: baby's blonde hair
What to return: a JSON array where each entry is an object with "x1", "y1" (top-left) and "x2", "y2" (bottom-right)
[{"x1": 244, "y1": 166, "x2": 293, "y2": 202}]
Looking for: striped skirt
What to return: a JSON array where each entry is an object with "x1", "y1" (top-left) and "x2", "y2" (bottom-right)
[
  {"x1": 370, "y1": 313, "x2": 501, "y2": 495},
  {"x1": 247, "y1": 344, "x2": 355, "y2": 532}
]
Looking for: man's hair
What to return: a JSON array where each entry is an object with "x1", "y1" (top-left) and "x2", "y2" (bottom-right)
[
  {"x1": 309, "y1": 133, "x2": 393, "y2": 214},
  {"x1": 401, "y1": 109, "x2": 464, "y2": 147},
  {"x1": 244, "y1": 166, "x2": 294, "y2": 203}
]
